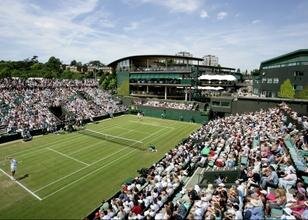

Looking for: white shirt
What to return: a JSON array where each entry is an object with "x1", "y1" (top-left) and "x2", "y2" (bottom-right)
[{"x1": 10, "y1": 159, "x2": 17, "y2": 170}]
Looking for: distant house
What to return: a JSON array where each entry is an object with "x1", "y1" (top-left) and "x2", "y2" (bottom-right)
[
  {"x1": 87, "y1": 66, "x2": 112, "y2": 74},
  {"x1": 64, "y1": 65, "x2": 112, "y2": 74}
]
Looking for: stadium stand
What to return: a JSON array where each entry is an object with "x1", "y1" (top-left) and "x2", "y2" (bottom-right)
[
  {"x1": 0, "y1": 78, "x2": 127, "y2": 138},
  {"x1": 134, "y1": 99, "x2": 195, "y2": 111},
  {"x1": 90, "y1": 103, "x2": 307, "y2": 220}
]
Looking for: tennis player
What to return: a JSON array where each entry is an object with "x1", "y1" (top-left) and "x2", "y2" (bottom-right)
[{"x1": 10, "y1": 158, "x2": 18, "y2": 180}]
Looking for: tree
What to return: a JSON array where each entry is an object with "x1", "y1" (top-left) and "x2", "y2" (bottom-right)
[
  {"x1": 70, "y1": 60, "x2": 77, "y2": 66},
  {"x1": 82, "y1": 64, "x2": 88, "y2": 73},
  {"x1": 236, "y1": 68, "x2": 241, "y2": 73},
  {"x1": 76, "y1": 61, "x2": 83, "y2": 72},
  {"x1": 251, "y1": 69, "x2": 260, "y2": 76},
  {"x1": 108, "y1": 78, "x2": 117, "y2": 90},
  {"x1": 101, "y1": 77, "x2": 110, "y2": 89},
  {"x1": 278, "y1": 79, "x2": 295, "y2": 98},
  {"x1": 295, "y1": 85, "x2": 308, "y2": 99},
  {"x1": 0, "y1": 66, "x2": 11, "y2": 78},
  {"x1": 46, "y1": 56, "x2": 62, "y2": 71},
  {"x1": 89, "y1": 60, "x2": 103, "y2": 67},
  {"x1": 31, "y1": 55, "x2": 38, "y2": 63},
  {"x1": 31, "y1": 63, "x2": 44, "y2": 71}
]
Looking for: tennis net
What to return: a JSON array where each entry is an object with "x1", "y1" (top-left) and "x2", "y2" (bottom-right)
[{"x1": 79, "y1": 129, "x2": 146, "y2": 151}]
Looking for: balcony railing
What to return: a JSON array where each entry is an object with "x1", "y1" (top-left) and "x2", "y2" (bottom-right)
[{"x1": 130, "y1": 66, "x2": 192, "y2": 73}]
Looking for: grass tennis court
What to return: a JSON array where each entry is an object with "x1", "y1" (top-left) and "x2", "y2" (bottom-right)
[{"x1": 0, "y1": 115, "x2": 200, "y2": 219}]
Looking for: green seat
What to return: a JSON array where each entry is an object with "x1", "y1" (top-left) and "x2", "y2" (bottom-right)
[
  {"x1": 240, "y1": 156, "x2": 248, "y2": 166},
  {"x1": 208, "y1": 160, "x2": 214, "y2": 167},
  {"x1": 271, "y1": 208, "x2": 283, "y2": 218},
  {"x1": 201, "y1": 146, "x2": 210, "y2": 156},
  {"x1": 302, "y1": 176, "x2": 308, "y2": 185}
]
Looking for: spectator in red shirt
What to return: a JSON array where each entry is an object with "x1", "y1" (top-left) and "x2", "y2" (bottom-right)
[{"x1": 131, "y1": 200, "x2": 142, "y2": 215}]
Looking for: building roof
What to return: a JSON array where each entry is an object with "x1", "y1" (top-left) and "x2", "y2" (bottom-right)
[
  {"x1": 260, "y1": 49, "x2": 308, "y2": 67},
  {"x1": 197, "y1": 86, "x2": 224, "y2": 90},
  {"x1": 198, "y1": 74, "x2": 237, "y2": 81},
  {"x1": 108, "y1": 54, "x2": 203, "y2": 67}
]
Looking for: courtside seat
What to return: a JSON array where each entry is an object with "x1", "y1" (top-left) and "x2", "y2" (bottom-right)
[
  {"x1": 240, "y1": 156, "x2": 248, "y2": 166},
  {"x1": 302, "y1": 176, "x2": 308, "y2": 185},
  {"x1": 270, "y1": 208, "x2": 283, "y2": 219}
]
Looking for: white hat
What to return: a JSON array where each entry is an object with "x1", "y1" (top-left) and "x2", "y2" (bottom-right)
[
  {"x1": 283, "y1": 207, "x2": 293, "y2": 215},
  {"x1": 260, "y1": 190, "x2": 267, "y2": 195},
  {"x1": 195, "y1": 201, "x2": 202, "y2": 208}
]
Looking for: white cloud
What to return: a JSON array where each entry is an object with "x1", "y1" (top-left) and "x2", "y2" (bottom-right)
[
  {"x1": 217, "y1": 11, "x2": 227, "y2": 20},
  {"x1": 141, "y1": 0, "x2": 202, "y2": 13},
  {"x1": 251, "y1": 19, "x2": 261, "y2": 24},
  {"x1": 124, "y1": 22, "x2": 140, "y2": 31},
  {"x1": 1, "y1": 0, "x2": 308, "y2": 72},
  {"x1": 200, "y1": 10, "x2": 209, "y2": 18}
]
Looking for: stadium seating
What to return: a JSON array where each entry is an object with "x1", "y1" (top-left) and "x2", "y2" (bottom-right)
[
  {"x1": 0, "y1": 78, "x2": 127, "y2": 135},
  {"x1": 92, "y1": 103, "x2": 307, "y2": 220}
]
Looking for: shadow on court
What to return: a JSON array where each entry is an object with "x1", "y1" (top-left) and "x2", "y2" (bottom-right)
[{"x1": 16, "y1": 173, "x2": 29, "y2": 181}]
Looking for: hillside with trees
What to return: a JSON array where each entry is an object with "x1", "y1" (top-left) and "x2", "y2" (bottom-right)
[{"x1": 0, "y1": 56, "x2": 116, "y2": 90}]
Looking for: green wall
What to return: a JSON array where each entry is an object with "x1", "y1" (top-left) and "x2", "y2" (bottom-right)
[
  {"x1": 117, "y1": 71, "x2": 129, "y2": 96},
  {"x1": 131, "y1": 105, "x2": 208, "y2": 123}
]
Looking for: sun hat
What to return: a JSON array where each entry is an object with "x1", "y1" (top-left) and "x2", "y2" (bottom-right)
[{"x1": 283, "y1": 207, "x2": 293, "y2": 215}]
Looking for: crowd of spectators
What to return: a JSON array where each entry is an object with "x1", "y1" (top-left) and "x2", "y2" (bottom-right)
[
  {"x1": 133, "y1": 99, "x2": 195, "y2": 111},
  {"x1": 94, "y1": 103, "x2": 308, "y2": 220},
  {"x1": 0, "y1": 78, "x2": 127, "y2": 134}
]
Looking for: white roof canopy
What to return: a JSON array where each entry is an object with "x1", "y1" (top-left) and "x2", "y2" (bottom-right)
[
  {"x1": 198, "y1": 74, "x2": 237, "y2": 81},
  {"x1": 197, "y1": 86, "x2": 224, "y2": 90}
]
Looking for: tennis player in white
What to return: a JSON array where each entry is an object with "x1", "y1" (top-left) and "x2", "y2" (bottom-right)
[{"x1": 10, "y1": 158, "x2": 18, "y2": 180}]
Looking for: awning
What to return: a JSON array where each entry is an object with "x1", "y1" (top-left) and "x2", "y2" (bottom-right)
[
  {"x1": 130, "y1": 73, "x2": 182, "y2": 80},
  {"x1": 198, "y1": 74, "x2": 237, "y2": 81},
  {"x1": 197, "y1": 86, "x2": 224, "y2": 90}
]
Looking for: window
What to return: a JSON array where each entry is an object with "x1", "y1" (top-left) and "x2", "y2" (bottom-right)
[
  {"x1": 294, "y1": 85, "x2": 303, "y2": 91},
  {"x1": 221, "y1": 102, "x2": 230, "y2": 107},
  {"x1": 273, "y1": 78, "x2": 279, "y2": 84},
  {"x1": 295, "y1": 71, "x2": 304, "y2": 76},
  {"x1": 267, "y1": 78, "x2": 273, "y2": 84},
  {"x1": 262, "y1": 78, "x2": 267, "y2": 84},
  {"x1": 212, "y1": 101, "x2": 220, "y2": 106}
]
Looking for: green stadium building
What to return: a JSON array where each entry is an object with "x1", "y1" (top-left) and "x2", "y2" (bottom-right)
[
  {"x1": 108, "y1": 55, "x2": 237, "y2": 101},
  {"x1": 253, "y1": 49, "x2": 308, "y2": 98}
]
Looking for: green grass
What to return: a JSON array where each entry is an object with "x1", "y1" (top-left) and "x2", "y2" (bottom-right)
[{"x1": 0, "y1": 115, "x2": 200, "y2": 219}]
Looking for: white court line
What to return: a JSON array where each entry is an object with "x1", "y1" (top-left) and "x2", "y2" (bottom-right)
[
  {"x1": 113, "y1": 126, "x2": 151, "y2": 134},
  {"x1": 85, "y1": 129, "x2": 143, "y2": 144},
  {"x1": 47, "y1": 148, "x2": 89, "y2": 166},
  {"x1": 34, "y1": 146, "x2": 130, "y2": 192},
  {"x1": 6, "y1": 134, "x2": 85, "y2": 159},
  {"x1": 35, "y1": 128, "x2": 145, "y2": 192},
  {"x1": 128, "y1": 120, "x2": 175, "y2": 129},
  {"x1": 0, "y1": 167, "x2": 42, "y2": 201},
  {"x1": 68, "y1": 129, "x2": 136, "y2": 155},
  {"x1": 42, "y1": 149, "x2": 137, "y2": 200},
  {"x1": 5, "y1": 118, "x2": 128, "y2": 159},
  {"x1": 40, "y1": 126, "x2": 168, "y2": 198}
]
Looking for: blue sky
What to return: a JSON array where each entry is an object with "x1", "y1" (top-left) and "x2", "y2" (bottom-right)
[{"x1": 0, "y1": 0, "x2": 308, "y2": 71}]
